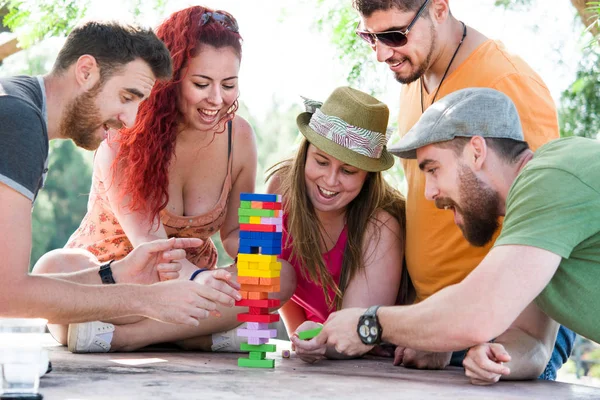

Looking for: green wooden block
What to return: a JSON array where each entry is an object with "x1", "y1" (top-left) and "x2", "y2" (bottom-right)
[
  {"x1": 249, "y1": 351, "x2": 266, "y2": 360},
  {"x1": 240, "y1": 200, "x2": 251, "y2": 209},
  {"x1": 238, "y1": 208, "x2": 276, "y2": 217},
  {"x1": 298, "y1": 326, "x2": 323, "y2": 340},
  {"x1": 238, "y1": 357, "x2": 274, "y2": 368},
  {"x1": 240, "y1": 343, "x2": 277, "y2": 352},
  {"x1": 238, "y1": 216, "x2": 250, "y2": 223}
]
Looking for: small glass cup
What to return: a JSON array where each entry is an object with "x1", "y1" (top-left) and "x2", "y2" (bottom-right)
[{"x1": 0, "y1": 318, "x2": 47, "y2": 398}]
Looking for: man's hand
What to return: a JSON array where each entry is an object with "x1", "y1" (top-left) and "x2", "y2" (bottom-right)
[
  {"x1": 463, "y1": 343, "x2": 511, "y2": 385},
  {"x1": 192, "y1": 268, "x2": 241, "y2": 302},
  {"x1": 142, "y1": 277, "x2": 241, "y2": 325},
  {"x1": 394, "y1": 347, "x2": 452, "y2": 369},
  {"x1": 290, "y1": 321, "x2": 326, "y2": 364},
  {"x1": 315, "y1": 308, "x2": 373, "y2": 357},
  {"x1": 113, "y1": 238, "x2": 203, "y2": 284}
]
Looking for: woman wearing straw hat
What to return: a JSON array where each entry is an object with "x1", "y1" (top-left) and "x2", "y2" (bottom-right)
[{"x1": 267, "y1": 86, "x2": 407, "y2": 363}]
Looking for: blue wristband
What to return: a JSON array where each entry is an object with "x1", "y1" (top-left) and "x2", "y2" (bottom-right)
[{"x1": 190, "y1": 268, "x2": 210, "y2": 281}]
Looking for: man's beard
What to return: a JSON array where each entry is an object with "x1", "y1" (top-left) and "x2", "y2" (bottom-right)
[
  {"x1": 393, "y1": 22, "x2": 436, "y2": 84},
  {"x1": 59, "y1": 83, "x2": 105, "y2": 151},
  {"x1": 435, "y1": 164, "x2": 501, "y2": 247}
]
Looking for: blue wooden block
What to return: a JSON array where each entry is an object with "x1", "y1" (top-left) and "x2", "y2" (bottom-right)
[
  {"x1": 238, "y1": 245, "x2": 259, "y2": 254},
  {"x1": 240, "y1": 193, "x2": 279, "y2": 202},
  {"x1": 256, "y1": 232, "x2": 283, "y2": 240},
  {"x1": 239, "y1": 238, "x2": 281, "y2": 248},
  {"x1": 240, "y1": 231, "x2": 254, "y2": 239},
  {"x1": 261, "y1": 247, "x2": 282, "y2": 255}
]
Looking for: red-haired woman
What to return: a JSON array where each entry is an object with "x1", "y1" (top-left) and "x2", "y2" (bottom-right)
[{"x1": 33, "y1": 6, "x2": 294, "y2": 353}]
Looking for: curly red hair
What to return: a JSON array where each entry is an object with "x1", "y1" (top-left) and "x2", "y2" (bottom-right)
[{"x1": 113, "y1": 6, "x2": 242, "y2": 222}]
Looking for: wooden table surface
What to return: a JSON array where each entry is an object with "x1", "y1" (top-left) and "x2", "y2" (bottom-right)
[{"x1": 39, "y1": 338, "x2": 600, "y2": 399}]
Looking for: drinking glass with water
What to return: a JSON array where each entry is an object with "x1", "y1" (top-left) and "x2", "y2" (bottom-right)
[{"x1": 0, "y1": 318, "x2": 47, "y2": 399}]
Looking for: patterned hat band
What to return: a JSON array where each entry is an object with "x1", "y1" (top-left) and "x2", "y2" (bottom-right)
[{"x1": 306, "y1": 104, "x2": 387, "y2": 159}]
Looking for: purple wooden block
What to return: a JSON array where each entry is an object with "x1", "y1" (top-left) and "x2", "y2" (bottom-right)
[
  {"x1": 237, "y1": 328, "x2": 277, "y2": 339},
  {"x1": 275, "y1": 224, "x2": 282, "y2": 232},
  {"x1": 247, "y1": 337, "x2": 269, "y2": 345},
  {"x1": 246, "y1": 322, "x2": 270, "y2": 330}
]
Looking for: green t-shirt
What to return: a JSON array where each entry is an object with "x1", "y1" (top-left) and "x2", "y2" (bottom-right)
[{"x1": 494, "y1": 136, "x2": 600, "y2": 342}]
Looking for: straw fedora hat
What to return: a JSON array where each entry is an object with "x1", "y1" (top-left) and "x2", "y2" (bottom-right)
[{"x1": 296, "y1": 86, "x2": 394, "y2": 172}]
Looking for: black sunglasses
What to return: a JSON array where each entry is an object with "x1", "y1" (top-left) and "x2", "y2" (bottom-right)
[
  {"x1": 200, "y1": 10, "x2": 239, "y2": 33},
  {"x1": 356, "y1": 0, "x2": 431, "y2": 48}
]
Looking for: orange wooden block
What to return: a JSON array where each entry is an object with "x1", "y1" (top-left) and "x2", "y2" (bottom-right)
[
  {"x1": 259, "y1": 277, "x2": 280, "y2": 286},
  {"x1": 240, "y1": 284, "x2": 280, "y2": 293},
  {"x1": 248, "y1": 291, "x2": 268, "y2": 300},
  {"x1": 240, "y1": 290, "x2": 249, "y2": 299},
  {"x1": 250, "y1": 201, "x2": 263, "y2": 209},
  {"x1": 238, "y1": 276, "x2": 260, "y2": 285}
]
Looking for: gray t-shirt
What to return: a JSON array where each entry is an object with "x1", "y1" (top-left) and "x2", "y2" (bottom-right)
[{"x1": 0, "y1": 75, "x2": 48, "y2": 203}]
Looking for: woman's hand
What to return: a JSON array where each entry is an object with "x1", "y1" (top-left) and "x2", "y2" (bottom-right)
[{"x1": 290, "y1": 321, "x2": 326, "y2": 364}]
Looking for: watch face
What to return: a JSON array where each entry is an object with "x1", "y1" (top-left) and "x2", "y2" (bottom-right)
[
  {"x1": 357, "y1": 314, "x2": 381, "y2": 344},
  {"x1": 359, "y1": 324, "x2": 370, "y2": 338},
  {"x1": 370, "y1": 326, "x2": 379, "y2": 337}
]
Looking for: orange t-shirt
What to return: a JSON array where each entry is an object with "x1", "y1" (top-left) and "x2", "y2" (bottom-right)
[{"x1": 398, "y1": 40, "x2": 559, "y2": 303}]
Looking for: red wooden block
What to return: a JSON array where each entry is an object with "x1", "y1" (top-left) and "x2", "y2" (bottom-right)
[
  {"x1": 237, "y1": 313, "x2": 280, "y2": 323},
  {"x1": 249, "y1": 307, "x2": 269, "y2": 315},
  {"x1": 240, "y1": 223, "x2": 277, "y2": 232},
  {"x1": 235, "y1": 299, "x2": 281, "y2": 308},
  {"x1": 262, "y1": 202, "x2": 282, "y2": 210}
]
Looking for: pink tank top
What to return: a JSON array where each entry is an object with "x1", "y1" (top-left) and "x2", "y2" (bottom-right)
[{"x1": 280, "y1": 213, "x2": 348, "y2": 323}]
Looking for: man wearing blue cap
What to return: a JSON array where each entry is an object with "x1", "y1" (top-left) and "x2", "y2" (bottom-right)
[{"x1": 316, "y1": 88, "x2": 600, "y2": 385}]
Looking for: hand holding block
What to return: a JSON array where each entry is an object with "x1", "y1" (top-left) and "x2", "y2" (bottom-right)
[{"x1": 297, "y1": 326, "x2": 323, "y2": 340}]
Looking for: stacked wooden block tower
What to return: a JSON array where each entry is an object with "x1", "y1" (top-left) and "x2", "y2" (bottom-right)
[{"x1": 235, "y1": 193, "x2": 283, "y2": 368}]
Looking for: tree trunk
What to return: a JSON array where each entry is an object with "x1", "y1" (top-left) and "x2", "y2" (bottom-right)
[{"x1": 571, "y1": 0, "x2": 599, "y2": 44}]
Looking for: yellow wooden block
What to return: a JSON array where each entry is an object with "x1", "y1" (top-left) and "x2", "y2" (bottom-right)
[
  {"x1": 258, "y1": 262, "x2": 281, "y2": 271},
  {"x1": 238, "y1": 254, "x2": 278, "y2": 263},
  {"x1": 238, "y1": 261, "x2": 268, "y2": 271},
  {"x1": 249, "y1": 216, "x2": 261, "y2": 224},
  {"x1": 237, "y1": 269, "x2": 281, "y2": 278}
]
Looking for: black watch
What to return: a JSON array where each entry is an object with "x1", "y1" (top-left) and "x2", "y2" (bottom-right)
[
  {"x1": 357, "y1": 305, "x2": 382, "y2": 345},
  {"x1": 98, "y1": 260, "x2": 116, "y2": 284}
]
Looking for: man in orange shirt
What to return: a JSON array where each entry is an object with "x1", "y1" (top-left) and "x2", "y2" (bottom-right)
[{"x1": 352, "y1": 0, "x2": 574, "y2": 382}]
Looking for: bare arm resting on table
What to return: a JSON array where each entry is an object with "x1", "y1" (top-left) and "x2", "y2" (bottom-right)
[
  {"x1": 316, "y1": 245, "x2": 560, "y2": 357},
  {"x1": 0, "y1": 182, "x2": 235, "y2": 325},
  {"x1": 463, "y1": 302, "x2": 558, "y2": 385}
]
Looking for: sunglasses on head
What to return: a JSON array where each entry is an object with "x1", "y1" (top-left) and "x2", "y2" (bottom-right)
[
  {"x1": 200, "y1": 10, "x2": 239, "y2": 33},
  {"x1": 355, "y1": 0, "x2": 430, "y2": 48}
]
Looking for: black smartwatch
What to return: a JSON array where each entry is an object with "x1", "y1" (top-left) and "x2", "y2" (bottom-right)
[
  {"x1": 98, "y1": 260, "x2": 116, "y2": 284},
  {"x1": 357, "y1": 305, "x2": 382, "y2": 345}
]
